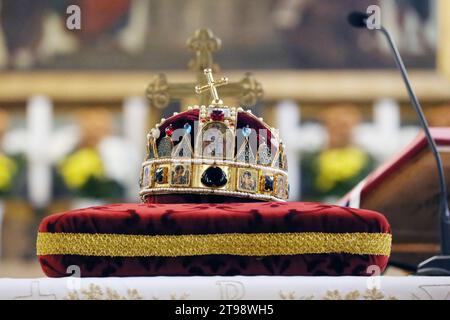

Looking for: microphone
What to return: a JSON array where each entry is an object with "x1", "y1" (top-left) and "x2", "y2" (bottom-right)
[
  {"x1": 348, "y1": 11, "x2": 450, "y2": 275},
  {"x1": 347, "y1": 12, "x2": 370, "y2": 29}
]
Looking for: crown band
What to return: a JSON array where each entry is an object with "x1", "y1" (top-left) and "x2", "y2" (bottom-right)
[
  {"x1": 142, "y1": 158, "x2": 287, "y2": 175},
  {"x1": 140, "y1": 187, "x2": 286, "y2": 202},
  {"x1": 140, "y1": 159, "x2": 288, "y2": 202}
]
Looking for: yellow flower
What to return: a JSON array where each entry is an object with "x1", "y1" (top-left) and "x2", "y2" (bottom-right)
[
  {"x1": 0, "y1": 153, "x2": 17, "y2": 191},
  {"x1": 315, "y1": 147, "x2": 368, "y2": 192},
  {"x1": 59, "y1": 148, "x2": 105, "y2": 190}
]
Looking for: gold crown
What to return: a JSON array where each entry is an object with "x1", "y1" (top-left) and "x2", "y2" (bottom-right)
[{"x1": 140, "y1": 29, "x2": 288, "y2": 202}]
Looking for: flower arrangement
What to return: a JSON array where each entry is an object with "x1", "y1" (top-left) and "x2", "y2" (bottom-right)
[
  {"x1": 58, "y1": 148, "x2": 124, "y2": 199},
  {"x1": 315, "y1": 147, "x2": 369, "y2": 192},
  {"x1": 0, "y1": 153, "x2": 19, "y2": 196},
  {"x1": 302, "y1": 147, "x2": 374, "y2": 202}
]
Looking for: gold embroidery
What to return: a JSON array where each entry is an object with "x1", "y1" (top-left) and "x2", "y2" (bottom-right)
[
  {"x1": 170, "y1": 293, "x2": 190, "y2": 300},
  {"x1": 65, "y1": 284, "x2": 143, "y2": 300},
  {"x1": 279, "y1": 291, "x2": 311, "y2": 300},
  {"x1": 323, "y1": 290, "x2": 362, "y2": 300},
  {"x1": 37, "y1": 231, "x2": 391, "y2": 257},
  {"x1": 280, "y1": 289, "x2": 398, "y2": 300},
  {"x1": 140, "y1": 158, "x2": 289, "y2": 202},
  {"x1": 363, "y1": 287, "x2": 397, "y2": 300},
  {"x1": 345, "y1": 290, "x2": 361, "y2": 300}
]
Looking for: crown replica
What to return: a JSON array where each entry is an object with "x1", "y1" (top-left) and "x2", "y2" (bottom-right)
[{"x1": 140, "y1": 30, "x2": 288, "y2": 202}]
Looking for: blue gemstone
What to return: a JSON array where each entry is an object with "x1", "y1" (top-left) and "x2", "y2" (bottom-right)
[
  {"x1": 264, "y1": 175, "x2": 274, "y2": 191},
  {"x1": 242, "y1": 126, "x2": 251, "y2": 137},
  {"x1": 184, "y1": 123, "x2": 192, "y2": 134}
]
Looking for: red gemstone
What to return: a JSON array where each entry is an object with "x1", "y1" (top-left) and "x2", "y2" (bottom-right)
[
  {"x1": 210, "y1": 109, "x2": 225, "y2": 121},
  {"x1": 165, "y1": 125, "x2": 174, "y2": 137}
]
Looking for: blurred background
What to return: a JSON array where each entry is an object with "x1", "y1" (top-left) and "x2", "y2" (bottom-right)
[{"x1": 0, "y1": 0, "x2": 449, "y2": 277}]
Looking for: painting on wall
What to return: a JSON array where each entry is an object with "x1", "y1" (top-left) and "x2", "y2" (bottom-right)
[{"x1": 0, "y1": 0, "x2": 438, "y2": 71}]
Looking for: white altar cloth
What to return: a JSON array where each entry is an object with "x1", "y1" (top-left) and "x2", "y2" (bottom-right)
[{"x1": 1, "y1": 276, "x2": 450, "y2": 300}]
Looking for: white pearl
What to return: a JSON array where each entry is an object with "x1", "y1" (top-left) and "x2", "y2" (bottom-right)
[{"x1": 151, "y1": 128, "x2": 160, "y2": 139}]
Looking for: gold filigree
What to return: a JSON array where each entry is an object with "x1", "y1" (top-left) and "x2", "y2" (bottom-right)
[
  {"x1": 239, "y1": 73, "x2": 264, "y2": 107},
  {"x1": 37, "y1": 232, "x2": 391, "y2": 257},
  {"x1": 151, "y1": 292, "x2": 190, "y2": 300},
  {"x1": 363, "y1": 288, "x2": 397, "y2": 300},
  {"x1": 65, "y1": 284, "x2": 142, "y2": 300},
  {"x1": 280, "y1": 289, "x2": 398, "y2": 300},
  {"x1": 170, "y1": 293, "x2": 190, "y2": 300},
  {"x1": 140, "y1": 158, "x2": 289, "y2": 202},
  {"x1": 345, "y1": 290, "x2": 361, "y2": 300},
  {"x1": 145, "y1": 29, "x2": 263, "y2": 109},
  {"x1": 323, "y1": 290, "x2": 362, "y2": 300},
  {"x1": 279, "y1": 291, "x2": 312, "y2": 300},
  {"x1": 146, "y1": 73, "x2": 170, "y2": 109},
  {"x1": 187, "y1": 28, "x2": 221, "y2": 73},
  {"x1": 195, "y1": 68, "x2": 228, "y2": 106}
]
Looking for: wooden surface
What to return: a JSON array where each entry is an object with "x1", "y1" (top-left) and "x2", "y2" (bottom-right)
[{"x1": 361, "y1": 149, "x2": 450, "y2": 264}]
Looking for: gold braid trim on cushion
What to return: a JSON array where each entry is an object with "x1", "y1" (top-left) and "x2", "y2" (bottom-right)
[{"x1": 37, "y1": 232, "x2": 391, "y2": 257}]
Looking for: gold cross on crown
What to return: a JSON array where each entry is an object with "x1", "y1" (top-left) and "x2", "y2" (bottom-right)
[{"x1": 195, "y1": 68, "x2": 228, "y2": 106}]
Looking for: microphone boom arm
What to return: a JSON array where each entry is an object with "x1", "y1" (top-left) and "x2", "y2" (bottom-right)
[
  {"x1": 377, "y1": 26, "x2": 450, "y2": 256},
  {"x1": 348, "y1": 11, "x2": 450, "y2": 274}
]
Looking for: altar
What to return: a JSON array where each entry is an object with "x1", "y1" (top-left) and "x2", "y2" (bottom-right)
[
  {"x1": 1, "y1": 1, "x2": 450, "y2": 303},
  {"x1": 1, "y1": 276, "x2": 449, "y2": 300}
]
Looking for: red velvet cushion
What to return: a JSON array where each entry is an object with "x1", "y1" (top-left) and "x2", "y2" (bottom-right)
[{"x1": 37, "y1": 202, "x2": 391, "y2": 277}]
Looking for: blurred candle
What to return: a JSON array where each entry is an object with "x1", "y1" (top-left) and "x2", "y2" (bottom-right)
[
  {"x1": 27, "y1": 96, "x2": 53, "y2": 209},
  {"x1": 276, "y1": 100, "x2": 301, "y2": 201},
  {"x1": 123, "y1": 96, "x2": 149, "y2": 201},
  {"x1": 374, "y1": 98, "x2": 401, "y2": 161}
]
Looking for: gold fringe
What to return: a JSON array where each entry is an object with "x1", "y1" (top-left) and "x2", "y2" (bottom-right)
[{"x1": 36, "y1": 232, "x2": 391, "y2": 257}]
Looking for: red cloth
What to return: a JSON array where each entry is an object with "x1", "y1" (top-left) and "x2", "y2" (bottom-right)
[
  {"x1": 156, "y1": 110, "x2": 273, "y2": 149},
  {"x1": 38, "y1": 202, "x2": 390, "y2": 277}
]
